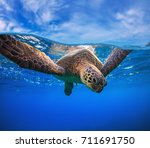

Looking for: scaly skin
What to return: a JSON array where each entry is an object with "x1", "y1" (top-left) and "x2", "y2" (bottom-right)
[
  {"x1": 56, "y1": 48, "x2": 103, "y2": 75},
  {"x1": 0, "y1": 34, "x2": 65, "y2": 75},
  {"x1": 101, "y1": 48, "x2": 131, "y2": 76}
]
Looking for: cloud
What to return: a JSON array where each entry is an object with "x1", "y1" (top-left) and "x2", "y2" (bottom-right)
[
  {"x1": 22, "y1": 0, "x2": 65, "y2": 24},
  {"x1": 41, "y1": 11, "x2": 54, "y2": 23},
  {"x1": 115, "y1": 8, "x2": 149, "y2": 38},
  {"x1": 0, "y1": 0, "x2": 13, "y2": 11},
  {"x1": 0, "y1": 17, "x2": 30, "y2": 32},
  {"x1": 48, "y1": 13, "x2": 112, "y2": 43},
  {"x1": 49, "y1": 6, "x2": 150, "y2": 44},
  {"x1": 0, "y1": 19, "x2": 6, "y2": 30},
  {"x1": 0, "y1": 0, "x2": 31, "y2": 33},
  {"x1": 116, "y1": 9, "x2": 144, "y2": 30}
]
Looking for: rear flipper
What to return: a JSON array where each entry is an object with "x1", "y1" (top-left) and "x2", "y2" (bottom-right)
[{"x1": 64, "y1": 82, "x2": 74, "y2": 96}]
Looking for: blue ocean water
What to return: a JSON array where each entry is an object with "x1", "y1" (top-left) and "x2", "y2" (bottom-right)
[{"x1": 0, "y1": 34, "x2": 150, "y2": 131}]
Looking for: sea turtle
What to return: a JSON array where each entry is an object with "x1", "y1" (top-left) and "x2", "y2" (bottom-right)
[{"x1": 0, "y1": 34, "x2": 131, "y2": 96}]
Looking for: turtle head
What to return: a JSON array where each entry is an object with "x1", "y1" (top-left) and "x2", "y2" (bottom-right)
[{"x1": 80, "y1": 64, "x2": 107, "y2": 93}]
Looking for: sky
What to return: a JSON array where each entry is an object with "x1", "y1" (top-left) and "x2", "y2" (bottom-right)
[{"x1": 0, "y1": 0, "x2": 150, "y2": 44}]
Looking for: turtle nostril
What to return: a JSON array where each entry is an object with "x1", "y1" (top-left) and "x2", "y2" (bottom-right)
[
  {"x1": 96, "y1": 81, "x2": 102, "y2": 86},
  {"x1": 93, "y1": 78, "x2": 96, "y2": 83},
  {"x1": 97, "y1": 80, "x2": 106, "y2": 87}
]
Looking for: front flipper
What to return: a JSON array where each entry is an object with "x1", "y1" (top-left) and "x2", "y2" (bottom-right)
[
  {"x1": 101, "y1": 48, "x2": 131, "y2": 76},
  {"x1": 0, "y1": 34, "x2": 65, "y2": 75},
  {"x1": 64, "y1": 82, "x2": 74, "y2": 96}
]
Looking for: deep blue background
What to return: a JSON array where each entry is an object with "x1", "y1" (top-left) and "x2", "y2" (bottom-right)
[{"x1": 0, "y1": 76, "x2": 150, "y2": 131}]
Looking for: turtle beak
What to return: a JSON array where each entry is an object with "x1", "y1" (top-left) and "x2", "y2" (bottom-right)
[
  {"x1": 92, "y1": 80, "x2": 107, "y2": 93},
  {"x1": 96, "y1": 87, "x2": 103, "y2": 93},
  {"x1": 92, "y1": 85, "x2": 103, "y2": 93}
]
